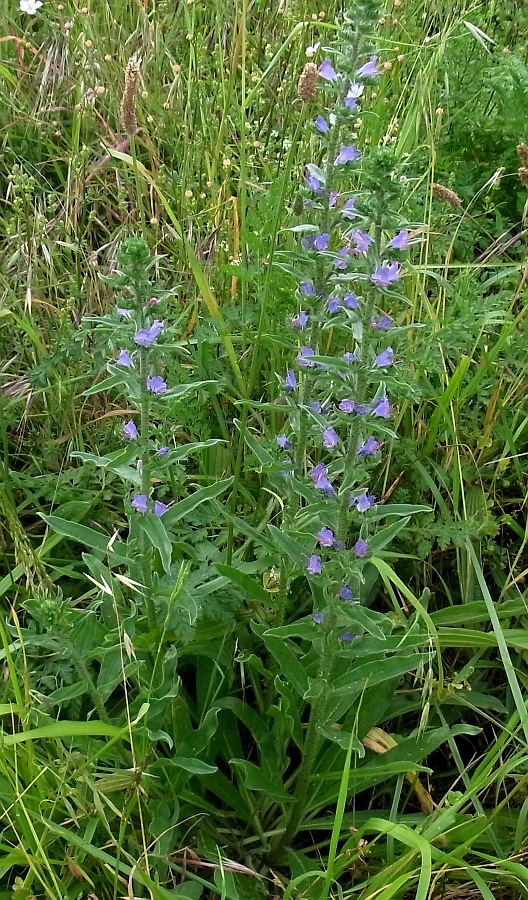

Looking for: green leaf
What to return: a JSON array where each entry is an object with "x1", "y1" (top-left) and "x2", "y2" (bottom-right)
[
  {"x1": 172, "y1": 756, "x2": 218, "y2": 775},
  {"x1": 137, "y1": 515, "x2": 172, "y2": 573},
  {"x1": 229, "y1": 759, "x2": 291, "y2": 802},
  {"x1": 317, "y1": 725, "x2": 364, "y2": 754},
  {"x1": 368, "y1": 503, "x2": 432, "y2": 520},
  {"x1": 3, "y1": 721, "x2": 124, "y2": 745},
  {"x1": 215, "y1": 564, "x2": 271, "y2": 603},
  {"x1": 268, "y1": 525, "x2": 313, "y2": 568},
  {"x1": 235, "y1": 420, "x2": 274, "y2": 468},
  {"x1": 82, "y1": 371, "x2": 135, "y2": 397},
  {"x1": 162, "y1": 478, "x2": 233, "y2": 527},
  {"x1": 39, "y1": 515, "x2": 130, "y2": 563},
  {"x1": 254, "y1": 626, "x2": 310, "y2": 697},
  {"x1": 163, "y1": 381, "x2": 214, "y2": 401},
  {"x1": 171, "y1": 439, "x2": 224, "y2": 461}
]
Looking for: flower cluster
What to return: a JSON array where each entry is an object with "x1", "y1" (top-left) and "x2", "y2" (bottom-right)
[
  {"x1": 111, "y1": 240, "x2": 172, "y2": 518},
  {"x1": 274, "y1": 7, "x2": 416, "y2": 633}
]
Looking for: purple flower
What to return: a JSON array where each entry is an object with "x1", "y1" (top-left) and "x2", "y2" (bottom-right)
[
  {"x1": 352, "y1": 229, "x2": 374, "y2": 254},
  {"x1": 374, "y1": 347, "x2": 394, "y2": 368},
  {"x1": 388, "y1": 229, "x2": 411, "y2": 250},
  {"x1": 280, "y1": 458, "x2": 293, "y2": 477},
  {"x1": 327, "y1": 296, "x2": 341, "y2": 314},
  {"x1": 311, "y1": 401, "x2": 323, "y2": 414},
  {"x1": 323, "y1": 426, "x2": 339, "y2": 448},
  {"x1": 300, "y1": 281, "x2": 316, "y2": 295},
  {"x1": 313, "y1": 611, "x2": 324, "y2": 624},
  {"x1": 371, "y1": 396, "x2": 391, "y2": 418},
  {"x1": 156, "y1": 446, "x2": 170, "y2": 456},
  {"x1": 154, "y1": 500, "x2": 168, "y2": 517},
  {"x1": 131, "y1": 493, "x2": 148, "y2": 513},
  {"x1": 277, "y1": 435, "x2": 292, "y2": 450},
  {"x1": 291, "y1": 310, "x2": 309, "y2": 329},
  {"x1": 357, "y1": 55, "x2": 380, "y2": 77},
  {"x1": 351, "y1": 493, "x2": 377, "y2": 512},
  {"x1": 342, "y1": 196, "x2": 358, "y2": 219},
  {"x1": 335, "y1": 145, "x2": 361, "y2": 165},
  {"x1": 134, "y1": 320, "x2": 164, "y2": 348},
  {"x1": 307, "y1": 554, "x2": 323, "y2": 575},
  {"x1": 148, "y1": 296, "x2": 160, "y2": 306},
  {"x1": 316, "y1": 526, "x2": 335, "y2": 547},
  {"x1": 147, "y1": 375, "x2": 167, "y2": 394},
  {"x1": 117, "y1": 307, "x2": 133, "y2": 318},
  {"x1": 116, "y1": 348, "x2": 134, "y2": 367},
  {"x1": 342, "y1": 351, "x2": 357, "y2": 364},
  {"x1": 333, "y1": 247, "x2": 349, "y2": 269},
  {"x1": 344, "y1": 293, "x2": 359, "y2": 310},
  {"x1": 123, "y1": 420, "x2": 138, "y2": 440},
  {"x1": 315, "y1": 115, "x2": 329, "y2": 133},
  {"x1": 338, "y1": 584, "x2": 354, "y2": 601},
  {"x1": 358, "y1": 436, "x2": 381, "y2": 458},
  {"x1": 310, "y1": 463, "x2": 334, "y2": 495},
  {"x1": 314, "y1": 232, "x2": 330, "y2": 251},
  {"x1": 340, "y1": 632, "x2": 355, "y2": 641},
  {"x1": 355, "y1": 403, "x2": 368, "y2": 415},
  {"x1": 306, "y1": 174, "x2": 323, "y2": 193},
  {"x1": 319, "y1": 58, "x2": 337, "y2": 81},
  {"x1": 339, "y1": 398, "x2": 355, "y2": 414},
  {"x1": 284, "y1": 369, "x2": 297, "y2": 393},
  {"x1": 344, "y1": 83, "x2": 364, "y2": 109},
  {"x1": 371, "y1": 262, "x2": 401, "y2": 287},
  {"x1": 354, "y1": 538, "x2": 369, "y2": 558},
  {"x1": 329, "y1": 191, "x2": 340, "y2": 208},
  {"x1": 371, "y1": 314, "x2": 392, "y2": 330},
  {"x1": 296, "y1": 346, "x2": 316, "y2": 368}
]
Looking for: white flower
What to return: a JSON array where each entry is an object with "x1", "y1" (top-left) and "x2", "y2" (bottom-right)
[
  {"x1": 20, "y1": 0, "x2": 43, "y2": 12},
  {"x1": 305, "y1": 41, "x2": 320, "y2": 58}
]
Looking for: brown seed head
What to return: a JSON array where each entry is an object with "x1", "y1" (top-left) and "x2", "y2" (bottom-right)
[
  {"x1": 518, "y1": 167, "x2": 528, "y2": 187},
  {"x1": 297, "y1": 62, "x2": 318, "y2": 102},
  {"x1": 517, "y1": 143, "x2": 528, "y2": 169},
  {"x1": 120, "y1": 54, "x2": 141, "y2": 134},
  {"x1": 432, "y1": 182, "x2": 462, "y2": 208}
]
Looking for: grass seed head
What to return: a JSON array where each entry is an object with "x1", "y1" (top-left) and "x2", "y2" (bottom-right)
[
  {"x1": 121, "y1": 53, "x2": 141, "y2": 134},
  {"x1": 432, "y1": 182, "x2": 462, "y2": 207},
  {"x1": 297, "y1": 62, "x2": 318, "y2": 102}
]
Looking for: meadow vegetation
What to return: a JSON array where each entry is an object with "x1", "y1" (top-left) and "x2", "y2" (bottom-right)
[{"x1": 0, "y1": 0, "x2": 528, "y2": 898}]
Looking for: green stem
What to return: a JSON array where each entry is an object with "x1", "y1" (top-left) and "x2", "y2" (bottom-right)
[{"x1": 68, "y1": 641, "x2": 110, "y2": 723}]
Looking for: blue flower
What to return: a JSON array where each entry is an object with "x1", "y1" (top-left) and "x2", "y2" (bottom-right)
[
  {"x1": 310, "y1": 463, "x2": 334, "y2": 495},
  {"x1": 315, "y1": 115, "x2": 329, "y2": 132},
  {"x1": 388, "y1": 229, "x2": 411, "y2": 250},
  {"x1": 154, "y1": 500, "x2": 168, "y2": 517},
  {"x1": 305, "y1": 173, "x2": 323, "y2": 193},
  {"x1": 354, "y1": 538, "x2": 369, "y2": 557},
  {"x1": 342, "y1": 351, "x2": 357, "y2": 363},
  {"x1": 344, "y1": 293, "x2": 359, "y2": 310},
  {"x1": 123, "y1": 420, "x2": 138, "y2": 440},
  {"x1": 340, "y1": 632, "x2": 355, "y2": 642},
  {"x1": 313, "y1": 611, "x2": 324, "y2": 624},
  {"x1": 371, "y1": 396, "x2": 391, "y2": 418},
  {"x1": 313, "y1": 232, "x2": 330, "y2": 251},
  {"x1": 316, "y1": 526, "x2": 335, "y2": 547},
  {"x1": 327, "y1": 296, "x2": 341, "y2": 314},
  {"x1": 357, "y1": 436, "x2": 381, "y2": 458},
  {"x1": 333, "y1": 247, "x2": 349, "y2": 269},
  {"x1": 117, "y1": 307, "x2": 133, "y2": 318},
  {"x1": 277, "y1": 435, "x2": 292, "y2": 450},
  {"x1": 156, "y1": 446, "x2": 170, "y2": 456},
  {"x1": 300, "y1": 281, "x2": 316, "y2": 295},
  {"x1": 319, "y1": 58, "x2": 337, "y2": 81},
  {"x1": 335, "y1": 145, "x2": 361, "y2": 164},
  {"x1": 351, "y1": 493, "x2": 377, "y2": 512},
  {"x1": 339, "y1": 398, "x2": 355, "y2": 414},
  {"x1": 371, "y1": 262, "x2": 401, "y2": 287},
  {"x1": 134, "y1": 320, "x2": 164, "y2": 347},
  {"x1": 291, "y1": 310, "x2": 309, "y2": 329},
  {"x1": 131, "y1": 493, "x2": 148, "y2": 513},
  {"x1": 338, "y1": 584, "x2": 354, "y2": 601},
  {"x1": 357, "y1": 55, "x2": 380, "y2": 77},
  {"x1": 329, "y1": 191, "x2": 339, "y2": 208},
  {"x1": 342, "y1": 197, "x2": 358, "y2": 219},
  {"x1": 296, "y1": 346, "x2": 316, "y2": 367},
  {"x1": 371, "y1": 314, "x2": 392, "y2": 330},
  {"x1": 307, "y1": 554, "x2": 323, "y2": 575},
  {"x1": 147, "y1": 375, "x2": 167, "y2": 394},
  {"x1": 373, "y1": 348, "x2": 394, "y2": 368},
  {"x1": 323, "y1": 426, "x2": 339, "y2": 448},
  {"x1": 284, "y1": 369, "x2": 297, "y2": 393},
  {"x1": 116, "y1": 348, "x2": 134, "y2": 367},
  {"x1": 351, "y1": 229, "x2": 374, "y2": 254}
]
